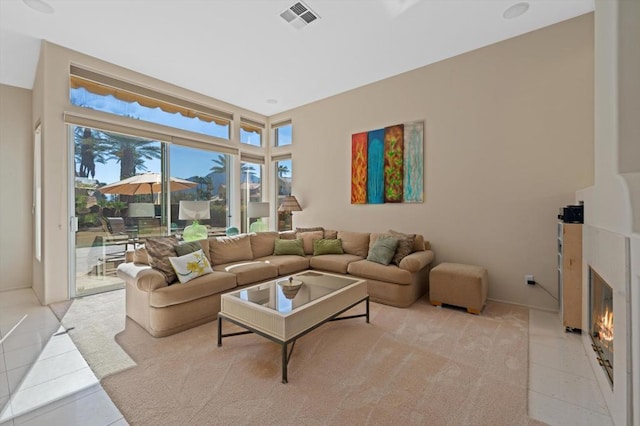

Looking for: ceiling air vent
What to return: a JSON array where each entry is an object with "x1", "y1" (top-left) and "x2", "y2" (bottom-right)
[{"x1": 280, "y1": 1, "x2": 320, "y2": 29}]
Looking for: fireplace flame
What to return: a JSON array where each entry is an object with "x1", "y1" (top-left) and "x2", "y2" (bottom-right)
[{"x1": 598, "y1": 307, "x2": 614, "y2": 342}]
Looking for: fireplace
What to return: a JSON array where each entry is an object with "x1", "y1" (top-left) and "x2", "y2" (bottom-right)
[{"x1": 589, "y1": 267, "x2": 613, "y2": 385}]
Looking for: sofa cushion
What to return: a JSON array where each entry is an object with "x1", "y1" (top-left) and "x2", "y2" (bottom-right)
[
  {"x1": 169, "y1": 249, "x2": 213, "y2": 284},
  {"x1": 347, "y1": 259, "x2": 412, "y2": 285},
  {"x1": 278, "y1": 230, "x2": 297, "y2": 240},
  {"x1": 337, "y1": 231, "x2": 370, "y2": 257},
  {"x1": 145, "y1": 235, "x2": 179, "y2": 284},
  {"x1": 149, "y1": 270, "x2": 237, "y2": 308},
  {"x1": 174, "y1": 241, "x2": 201, "y2": 256},
  {"x1": 250, "y1": 232, "x2": 279, "y2": 259},
  {"x1": 212, "y1": 261, "x2": 278, "y2": 286},
  {"x1": 313, "y1": 239, "x2": 344, "y2": 255},
  {"x1": 209, "y1": 234, "x2": 253, "y2": 266},
  {"x1": 259, "y1": 255, "x2": 310, "y2": 276},
  {"x1": 273, "y1": 239, "x2": 305, "y2": 256},
  {"x1": 367, "y1": 236, "x2": 399, "y2": 265},
  {"x1": 310, "y1": 253, "x2": 363, "y2": 274},
  {"x1": 297, "y1": 230, "x2": 324, "y2": 254}
]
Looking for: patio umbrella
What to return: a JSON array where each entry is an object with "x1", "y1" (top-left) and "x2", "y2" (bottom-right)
[{"x1": 97, "y1": 172, "x2": 197, "y2": 196}]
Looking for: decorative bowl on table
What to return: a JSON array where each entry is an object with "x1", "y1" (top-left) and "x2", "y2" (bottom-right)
[{"x1": 277, "y1": 278, "x2": 303, "y2": 299}]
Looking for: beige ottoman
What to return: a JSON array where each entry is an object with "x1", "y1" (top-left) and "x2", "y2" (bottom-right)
[{"x1": 429, "y1": 263, "x2": 488, "y2": 314}]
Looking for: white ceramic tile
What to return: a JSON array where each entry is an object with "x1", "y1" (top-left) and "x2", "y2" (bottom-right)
[
  {"x1": 0, "y1": 395, "x2": 13, "y2": 425},
  {"x1": 18, "y1": 350, "x2": 88, "y2": 391},
  {"x1": 0, "y1": 356, "x2": 6, "y2": 375},
  {"x1": 529, "y1": 351, "x2": 608, "y2": 415},
  {"x1": 2, "y1": 345, "x2": 40, "y2": 372},
  {"x1": 529, "y1": 390, "x2": 613, "y2": 426},
  {"x1": 5, "y1": 384, "x2": 101, "y2": 425},
  {"x1": 13, "y1": 387, "x2": 123, "y2": 426},
  {"x1": 0, "y1": 329, "x2": 52, "y2": 354},
  {"x1": 0, "y1": 290, "x2": 38, "y2": 309},
  {"x1": 108, "y1": 418, "x2": 128, "y2": 426},
  {"x1": 0, "y1": 373, "x2": 8, "y2": 400},
  {"x1": 6, "y1": 366, "x2": 29, "y2": 395},
  {"x1": 530, "y1": 339, "x2": 596, "y2": 380},
  {"x1": 6, "y1": 367, "x2": 98, "y2": 420}
]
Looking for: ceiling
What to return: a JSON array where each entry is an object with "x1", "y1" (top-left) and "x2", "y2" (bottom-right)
[{"x1": 0, "y1": 0, "x2": 594, "y2": 116}]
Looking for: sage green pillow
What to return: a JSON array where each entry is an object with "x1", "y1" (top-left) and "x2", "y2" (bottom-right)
[
  {"x1": 273, "y1": 238, "x2": 305, "y2": 256},
  {"x1": 313, "y1": 239, "x2": 344, "y2": 255},
  {"x1": 367, "y1": 236, "x2": 399, "y2": 265}
]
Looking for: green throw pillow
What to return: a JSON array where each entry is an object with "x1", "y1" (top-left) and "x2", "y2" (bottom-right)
[
  {"x1": 367, "y1": 236, "x2": 399, "y2": 265},
  {"x1": 174, "y1": 241, "x2": 202, "y2": 257},
  {"x1": 313, "y1": 239, "x2": 344, "y2": 255},
  {"x1": 273, "y1": 238, "x2": 305, "y2": 256}
]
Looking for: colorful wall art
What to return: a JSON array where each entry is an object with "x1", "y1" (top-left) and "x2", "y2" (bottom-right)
[{"x1": 351, "y1": 121, "x2": 424, "y2": 204}]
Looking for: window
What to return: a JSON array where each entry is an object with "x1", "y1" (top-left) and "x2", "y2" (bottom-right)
[
  {"x1": 274, "y1": 158, "x2": 292, "y2": 231},
  {"x1": 240, "y1": 118, "x2": 264, "y2": 147},
  {"x1": 273, "y1": 120, "x2": 292, "y2": 147},
  {"x1": 170, "y1": 146, "x2": 230, "y2": 233},
  {"x1": 69, "y1": 66, "x2": 231, "y2": 139},
  {"x1": 240, "y1": 160, "x2": 263, "y2": 233}
]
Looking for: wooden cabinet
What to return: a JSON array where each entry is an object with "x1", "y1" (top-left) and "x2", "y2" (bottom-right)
[{"x1": 558, "y1": 222, "x2": 583, "y2": 331}]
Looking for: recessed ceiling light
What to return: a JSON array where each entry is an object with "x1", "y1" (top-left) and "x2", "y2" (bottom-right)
[
  {"x1": 23, "y1": 0, "x2": 55, "y2": 14},
  {"x1": 266, "y1": 99, "x2": 278, "y2": 104},
  {"x1": 503, "y1": 2, "x2": 529, "y2": 19}
]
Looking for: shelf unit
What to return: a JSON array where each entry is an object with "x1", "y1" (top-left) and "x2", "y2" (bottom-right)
[{"x1": 558, "y1": 222, "x2": 583, "y2": 331}]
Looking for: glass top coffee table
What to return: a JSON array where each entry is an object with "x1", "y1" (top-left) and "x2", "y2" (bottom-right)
[{"x1": 217, "y1": 271, "x2": 369, "y2": 383}]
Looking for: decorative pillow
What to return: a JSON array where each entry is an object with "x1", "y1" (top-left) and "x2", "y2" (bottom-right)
[
  {"x1": 273, "y1": 239, "x2": 305, "y2": 256},
  {"x1": 367, "y1": 236, "x2": 399, "y2": 265},
  {"x1": 296, "y1": 230, "x2": 324, "y2": 255},
  {"x1": 168, "y1": 249, "x2": 213, "y2": 284},
  {"x1": 174, "y1": 241, "x2": 202, "y2": 257},
  {"x1": 295, "y1": 226, "x2": 324, "y2": 234},
  {"x1": 313, "y1": 239, "x2": 344, "y2": 255},
  {"x1": 323, "y1": 229, "x2": 338, "y2": 240},
  {"x1": 388, "y1": 229, "x2": 416, "y2": 265},
  {"x1": 133, "y1": 247, "x2": 150, "y2": 265},
  {"x1": 145, "y1": 235, "x2": 179, "y2": 284}
]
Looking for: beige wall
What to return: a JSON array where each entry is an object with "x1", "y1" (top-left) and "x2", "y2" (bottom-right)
[
  {"x1": 0, "y1": 84, "x2": 33, "y2": 291},
  {"x1": 271, "y1": 14, "x2": 595, "y2": 310}
]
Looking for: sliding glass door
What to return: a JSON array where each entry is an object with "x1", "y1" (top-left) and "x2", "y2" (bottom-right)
[
  {"x1": 71, "y1": 125, "x2": 163, "y2": 296},
  {"x1": 70, "y1": 125, "x2": 232, "y2": 297}
]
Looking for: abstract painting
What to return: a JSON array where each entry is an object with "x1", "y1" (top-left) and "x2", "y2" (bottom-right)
[{"x1": 350, "y1": 121, "x2": 424, "y2": 204}]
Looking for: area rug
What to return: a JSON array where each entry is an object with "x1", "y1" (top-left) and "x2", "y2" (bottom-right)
[{"x1": 101, "y1": 299, "x2": 543, "y2": 425}]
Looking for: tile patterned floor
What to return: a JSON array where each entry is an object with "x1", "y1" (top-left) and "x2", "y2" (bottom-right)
[
  {"x1": 0, "y1": 288, "x2": 615, "y2": 425},
  {"x1": 0, "y1": 289, "x2": 125, "y2": 426},
  {"x1": 528, "y1": 309, "x2": 613, "y2": 425}
]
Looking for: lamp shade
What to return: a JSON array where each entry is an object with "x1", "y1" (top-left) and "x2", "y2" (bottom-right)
[
  {"x1": 128, "y1": 202, "x2": 155, "y2": 218},
  {"x1": 248, "y1": 202, "x2": 270, "y2": 218},
  {"x1": 278, "y1": 195, "x2": 302, "y2": 213},
  {"x1": 178, "y1": 200, "x2": 211, "y2": 220}
]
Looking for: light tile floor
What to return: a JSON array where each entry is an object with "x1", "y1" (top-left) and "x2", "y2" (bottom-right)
[
  {"x1": 0, "y1": 288, "x2": 125, "y2": 426},
  {"x1": 528, "y1": 308, "x2": 614, "y2": 425},
  {"x1": 0, "y1": 288, "x2": 616, "y2": 426}
]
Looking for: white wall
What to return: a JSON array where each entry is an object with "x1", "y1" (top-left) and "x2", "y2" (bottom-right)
[
  {"x1": 0, "y1": 84, "x2": 33, "y2": 291},
  {"x1": 270, "y1": 14, "x2": 595, "y2": 310}
]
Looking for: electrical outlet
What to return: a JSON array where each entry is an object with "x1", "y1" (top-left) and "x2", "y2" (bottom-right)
[{"x1": 525, "y1": 275, "x2": 535, "y2": 285}]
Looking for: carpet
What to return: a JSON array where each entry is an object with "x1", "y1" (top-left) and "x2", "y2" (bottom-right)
[{"x1": 101, "y1": 299, "x2": 544, "y2": 425}]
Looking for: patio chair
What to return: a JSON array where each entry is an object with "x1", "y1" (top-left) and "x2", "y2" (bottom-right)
[{"x1": 96, "y1": 217, "x2": 130, "y2": 275}]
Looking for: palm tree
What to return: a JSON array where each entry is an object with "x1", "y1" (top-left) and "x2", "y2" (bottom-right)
[
  {"x1": 74, "y1": 127, "x2": 110, "y2": 178},
  {"x1": 103, "y1": 132, "x2": 161, "y2": 180}
]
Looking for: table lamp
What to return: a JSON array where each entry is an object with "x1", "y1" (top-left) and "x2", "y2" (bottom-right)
[
  {"x1": 278, "y1": 195, "x2": 302, "y2": 229},
  {"x1": 248, "y1": 202, "x2": 270, "y2": 232},
  {"x1": 179, "y1": 200, "x2": 210, "y2": 242}
]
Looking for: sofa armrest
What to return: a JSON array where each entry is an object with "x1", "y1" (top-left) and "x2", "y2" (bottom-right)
[
  {"x1": 117, "y1": 262, "x2": 168, "y2": 292},
  {"x1": 399, "y1": 250, "x2": 434, "y2": 273}
]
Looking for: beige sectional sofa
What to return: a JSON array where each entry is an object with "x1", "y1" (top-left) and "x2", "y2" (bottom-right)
[{"x1": 117, "y1": 229, "x2": 434, "y2": 337}]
